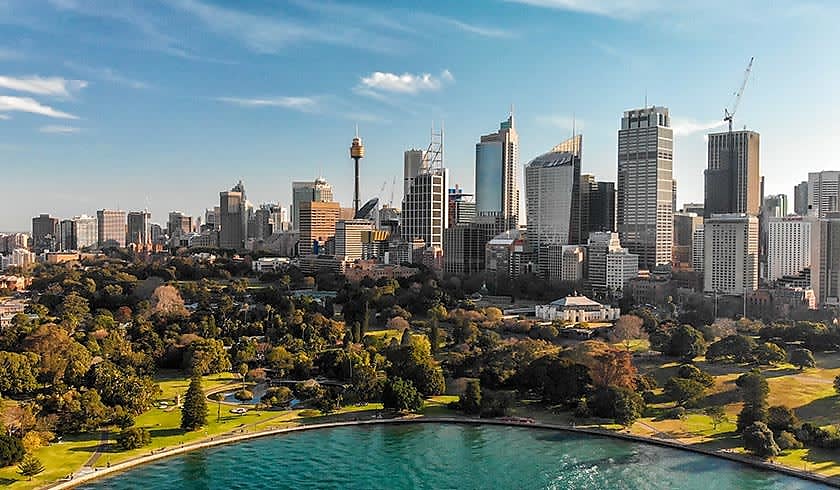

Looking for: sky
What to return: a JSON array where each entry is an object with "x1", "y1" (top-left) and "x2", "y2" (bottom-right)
[{"x1": 2, "y1": 0, "x2": 839, "y2": 231}]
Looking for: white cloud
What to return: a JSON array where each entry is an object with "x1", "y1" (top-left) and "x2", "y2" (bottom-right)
[
  {"x1": 358, "y1": 70, "x2": 454, "y2": 95},
  {"x1": 0, "y1": 75, "x2": 87, "y2": 96},
  {"x1": 39, "y1": 124, "x2": 81, "y2": 134},
  {"x1": 535, "y1": 114, "x2": 583, "y2": 131},
  {"x1": 216, "y1": 96, "x2": 320, "y2": 112},
  {"x1": 0, "y1": 114, "x2": 9, "y2": 120},
  {"x1": 671, "y1": 118, "x2": 727, "y2": 136},
  {"x1": 506, "y1": 0, "x2": 664, "y2": 19},
  {"x1": 0, "y1": 96, "x2": 78, "y2": 119},
  {"x1": 64, "y1": 63, "x2": 149, "y2": 89}
]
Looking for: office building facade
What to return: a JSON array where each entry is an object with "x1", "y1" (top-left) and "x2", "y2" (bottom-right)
[
  {"x1": 767, "y1": 216, "x2": 811, "y2": 282},
  {"x1": 704, "y1": 130, "x2": 760, "y2": 217},
  {"x1": 808, "y1": 171, "x2": 840, "y2": 218},
  {"x1": 703, "y1": 214, "x2": 759, "y2": 295},
  {"x1": 219, "y1": 181, "x2": 247, "y2": 250},
  {"x1": 475, "y1": 114, "x2": 518, "y2": 231},
  {"x1": 794, "y1": 181, "x2": 808, "y2": 215},
  {"x1": 97, "y1": 209, "x2": 127, "y2": 248},
  {"x1": 401, "y1": 168, "x2": 448, "y2": 250},
  {"x1": 617, "y1": 106, "x2": 674, "y2": 268}
]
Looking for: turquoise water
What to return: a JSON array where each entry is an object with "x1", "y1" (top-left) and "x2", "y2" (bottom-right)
[{"x1": 82, "y1": 424, "x2": 829, "y2": 489}]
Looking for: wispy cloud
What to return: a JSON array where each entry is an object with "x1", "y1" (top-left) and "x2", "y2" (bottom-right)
[
  {"x1": 0, "y1": 114, "x2": 10, "y2": 120},
  {"x1": 39, "y1": 124, "x2": 81, "y2": 134},
  {"x1": 535, "y1": 114, "x2": 583, "y2": 131},
  {"x1": 0, "y1": 75, "x2": 87, "y2": 96},
  {"x1": 506, "y1": 0, "x2": 665, "y2": 19},
  {"x1": 0, "y1": 47, "x2": 23, "y2": 61},
  {"x1": 64, "y1": 62, "x2": 149, "y2": 89},
  {"x1": 671, "y1": 118, "x2": 726, "y2": 136},
  {"x1": 0, "y1": 96, "x2": 77, "y2": 119},
  {"x1": 216, "y1": 96, "x2": 321, "y2": 112},
  {"x1": 358, "y1": 70, "x2": 454, "y2": 95}
]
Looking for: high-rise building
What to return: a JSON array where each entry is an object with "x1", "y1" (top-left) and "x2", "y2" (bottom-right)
[
  {"x1": 768, "y1": 216, "x2": 811, "y2": 282},
  {"x1": 401, "y1": 168, "x2": 448, "y2": 250},
  {"x1": 811, "y1": 214, "x2": 840, "y2": 306},
  {"x1": 475, "y1": 114, "x2": 519, "y2": 231},
  {"x1": 219, "y1": 181, "x2": 247, "y2": 250},
  {"x1": 763, "y1": 194, "x2": 787, "y2": 218},
  {"x1": 31, "y1": 214, "x2": 59, "y2": 253},
  {"x1": 588, "y1": 232, "x2": 638, "y2": 292},
  {"x1": 291, "y1": 178, "x2": 333, "y2": 230},
  {"x1": 589, "y1": 180, "x2": 616, "y2": 233},
  {"x1": 204, "y1": 207, "x2": 220, "y2": 231},
  {"x1": 168, "y1": 212, "x2": 192, "y2": 239},
  {"x1": 448, "y1": 186, "x2": 475, "y2": 226},
  {"x1": 683, "y1": 203, "x2": 705, "y2": 215},
  {"x1": 617, "y1": 106, "x2": 674, "y2": 268},
  {"x1": 97, "y1": 209, "x2": 127, "y2": 248},
  {"x1": 672, "y1": 212, "x2": 703, "y2": 268},
  {"x1": 443, "y1": 223, "x2": 494, "y2": 275},
  {"x1": 404, "y1": 149, "x2": 428, "y2": 199},
  {"x1": 703, "y1": 214, "x2": 759, "y2": 294},
  {"x1": 794, "y1": 181, "x2": 809, "y2": 215},
  {"x1": 525, "y1": 135, "x2": 582, "y2": 255},
  {"x1": 672, "y1": 179, "x2": 678, "y2": 213},
  {"x1": 58, "y1": 219, "x2": 74, "y2": 251},
  {"x1": 692, "y1": 228, "x2": 705, "y2": 272},
  {"x1": 704, "y1": 130, "x2": 760, "y2": 217},
  {"x1": 299, "y1": 201, "x2": 340, "y2": 256},
  {"x1": 808, "y1": 171, "x2": 840, "y2": 218},
  {"x1": 335, "y1": 219, "x2": 374, "y2": 262},
  {"x1": 127, "y1": 211, "x2": 152, "y2": 247}
]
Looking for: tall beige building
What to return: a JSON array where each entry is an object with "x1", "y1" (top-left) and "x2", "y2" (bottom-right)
[
  {"x1": 299, "y1": 201, "x2": 340, "y2": 256},
  {"x1": 97, "y1": 209, "x2": 127, "y2": 248},
  {"x1": 335, "y1": 219, "x2": 374, "y2": 262},
  {"x1": 617, "y1": 106, "x2": 674, "y2": 269},
  {"x1": 703, "y1": 214, "x2": 759, "y2": 294}
]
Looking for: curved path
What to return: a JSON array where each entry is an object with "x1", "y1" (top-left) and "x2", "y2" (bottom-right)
[{"x1": 44, "y1": 416, "x2": 840, "y2": 490}]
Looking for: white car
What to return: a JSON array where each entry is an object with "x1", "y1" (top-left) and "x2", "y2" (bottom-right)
[{"x1": 230, "y1": 407, "x2": 248, "y2": 415}]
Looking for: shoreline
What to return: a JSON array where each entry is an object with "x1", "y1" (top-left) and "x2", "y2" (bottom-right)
[{"x1": 43, "y1": 416, "x2": 840, "y2": 489}]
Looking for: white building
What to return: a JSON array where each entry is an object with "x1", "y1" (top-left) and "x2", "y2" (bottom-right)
[
  {"x1": 10, "y1": 248, "x2": 35, "y2": 268},
  {"x1": 692, "y1": 227, "x2": 705, "y2": 272},
  {"x1": 808, "y1": 171, "x2": 840, "y2": 218},
  {"x1": 535, "y1": 295, "x2": 621, "y2": 323},
  {"x1": 252, "y1": 257, "x2": 290, "y2": 273},
  {"x1": 606, "y1": 248, "x2": 639, "y2": 292},
  {"x1": 767, "y1": 216, "x2": 811, "y2": 282},
  {"x1": 401, "y1": 168, "x2": 448, "y2": 251},
  {"x1": 704, "y1": 213, "x2": 759, "y2": 294},
  {"x1": 335, "y1": 219, "x2": 374, "y2": 262}
]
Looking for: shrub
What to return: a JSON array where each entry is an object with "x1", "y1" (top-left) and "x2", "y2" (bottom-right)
[
  {"x1": 0, "y1": 435, "x2": 25, "y2": 467},
  {"x1": 589, "y1": 386, "x2": 645, "y2": 426},
  {"x1": 117, "y1": 427, "x2": 152, "y2": 450},
  {"x1": 234, "y1": 389, "x2": 254, "y2": 402},
  {"x1": 743, "y1": 422, "x2": 780, "y2": 459},
  {"x1": 776, "y1": 431, "x2": 802, "y2": 450},
  {"x1": 664, "y1": 406, "x2": 687, "y2": 420}
]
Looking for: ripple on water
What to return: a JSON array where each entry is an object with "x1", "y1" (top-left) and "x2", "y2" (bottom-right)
[{"x1": 81, "y1": 424, "x2": 831, "y2": 490}]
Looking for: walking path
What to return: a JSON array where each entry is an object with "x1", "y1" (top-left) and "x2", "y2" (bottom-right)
[{"x1": 44, "y1": 416, "x2": 840, "y2": 489}]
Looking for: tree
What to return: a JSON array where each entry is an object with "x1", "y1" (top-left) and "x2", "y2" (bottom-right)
[
  {"x1": 736, "y1": 369, "x2": 769, "y2": 431},
  {"x1": 382, "y1": 377, "x2": 423, "y2": 412},
  {"x1": 460, "y1": 380, "x2": 482, "y2": 415},
  {"x1": 521, "y1": 355, "x2": 591, "y2": 405},
  {"x1": 664, "y1": 377, "x2": 706, "y2": 406},
  {"x1": 87, "y1": 361, "x2": 160, "y2": 414},
  {"x1": 58, "y1": 389, "x2": 109, "y2": 433},
  {"x1": 767, "y1": 405, "x2": 798, "y2": 434},
  {"x1": 610, "y1": 315, "x2": 647, "y2": 351},
  {"x1": 789, "y1": 348, "x2": 816, "y2": 370},
  {"x1": 753, "y1": 342, "x2": 786, "y2": 366},
  {"x1": 117, "y1": 427, "x2": 152, "y2": 450},
  {"x1": 704, "y1": 406, "x2": 728, "y2": 430},
  {"x1": 17, "y1": 454, "x2": 44, "y2": 480},
  {"x1": 181, "y1": 376, "x2": 208, "y2": 431},
  {"x1": 676, "y1": 364, "x2": 714, "y2": 388},
  {"x1": 210, "y1": 392, "x2": 224, "y2": 422},
  {"x1": 0, "y1": 434, "x2": 24, "y2": 467},
  {"x1": 666, "y1": 325, "x2": 706, "y2": 361},
  {"x1": 260, "y1": 387, "x2": 292, "y2": 408},
  {"x1": 706, "y1": 335, "x2": 756, "y2": 363},
  {"x1": 59, "y1": 292, "x2": 90, "y2": 330},
  {"x1": 183, "y1": 338, "x2": 231, "y2": 376},
  {"x1": 590, "y1": 349, "x2": 636, "y2": 390},
  {"x1": 589, "y1": 386, "x2": 644, "y2": 427},
  {"x1": 0, "y1": 352, "x2": 39, "y2": 396},
  {"x1": 743, "y1": 422, "x2": 780, "y2": 459}
]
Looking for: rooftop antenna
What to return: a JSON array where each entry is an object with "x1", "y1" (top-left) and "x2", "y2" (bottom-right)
[{"x1": 644, "y1": 89, "x2": 648, "y2": 109}]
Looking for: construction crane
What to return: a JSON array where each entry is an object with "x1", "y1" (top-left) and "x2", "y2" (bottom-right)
[
  {"x1": 724, "y1": 57, "x2": 754, "y2": 132},
  {"x1": 389, "y1": 176, "x2": 396, "y2": 207}
]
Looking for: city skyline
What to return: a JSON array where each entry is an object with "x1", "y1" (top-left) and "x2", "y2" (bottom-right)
[{"x1": 2, "y1": 1, "x2": 839, "y2": 230}]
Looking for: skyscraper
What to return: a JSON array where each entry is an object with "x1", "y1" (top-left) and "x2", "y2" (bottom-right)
[
  {"x1": 97, "y1": 209, "x2": 127, "y2": 248},
  {"x1": 794, "y1": 181, "x2": 809, "y2": 215},
  {"x1": 672, "y1": 212, "x2": 704, "y2": 269},
  {"x1": 168, "y1": 212, "x2": 192, "y2": 239},
  {"x1": 617, "y1": 106, "x2": 674, "y2": 268},
  {"x1": 704, "y1": 130, "x2": 761, "y2": 217},
  {"x1": 525, "y1": 135, "x2": 582, "y2": 254},
  {"x1": 767, "y1": 216, "x2": 811, "y2": 282},
  {"x1": 810, "y1": 214, "x2": 840, "y2": 306},
  {"x1": 807, "y1": 171, "x2": 840, "y2": 218},
  {"x1": 475, "y1": 114, "x2": 519, "y2": 231},
  {"x1": 31, "y1": 214, "x2": 59, "y2": 253},
  {"x1": 404, "y1": 149, "x2": 428, "y2": 200},
  {"x1": 703, "y1": 214, "x2": 759, "y2": 294},
  {"x1": 401, "y1": 168, "x2": 448, "y2": 250},
  {"x1": 299, "y1": 201, "x2": 340, "y2": 256},
  {"x1": 219, "y1": 181, "x2": 247, "y2": 250},
  {"x1": 590, "y1": 181, "x2": 616, "y2": 233},
  {"x1": 291, "y1": 178, "x2": 333, "y2": 230},
  {"x1": 127, "y1": 211, "x2": 152, "y2": 247},
  {"x1": 335, "y1": 219, "x2": 374, "y2": 262}
]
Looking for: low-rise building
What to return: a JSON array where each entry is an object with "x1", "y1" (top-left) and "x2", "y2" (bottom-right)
[
  {"x1": 344, "y1": 260, "x2": 419, "y2": 283},
  {"x1": 535, "y1": 295, "x2": 621, "y2": 323}
]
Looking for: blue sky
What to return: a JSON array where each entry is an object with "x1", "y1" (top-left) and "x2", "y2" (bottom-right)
[{"x1": 1, "y1": 0, "x2": 839, "y2": 231}]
